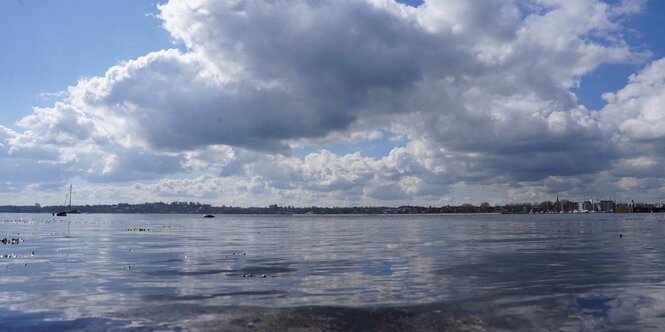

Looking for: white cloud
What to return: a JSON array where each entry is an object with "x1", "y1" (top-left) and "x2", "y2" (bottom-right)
[
  {"x1": 2, "y1": 0, "x2": 664, "y2": 205},
  {"x1": 602, "y1": 58, "x2": 665, "y2": 145},
  {"x1": 135, "y1": 174, "x2": 224, "y2": 198}
]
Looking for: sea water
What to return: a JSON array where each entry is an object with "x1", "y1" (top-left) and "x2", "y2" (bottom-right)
[{"x1": 1, "y1": 213, "x2": 665, "y2": 331}]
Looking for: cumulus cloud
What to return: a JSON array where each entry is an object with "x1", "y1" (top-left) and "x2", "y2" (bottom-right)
[
  {"x1": 134, "y1": 174, "x2": 225, "y2": 198},
  {"x1": 602, "y1": 58, "x2": 665, "y2": 148},
  {"x1": 3, "y1": 0, "x2": 664, "y2": 204}
]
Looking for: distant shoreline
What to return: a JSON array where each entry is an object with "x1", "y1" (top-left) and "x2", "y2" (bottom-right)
[{"x1": 1, "y1": 201, "x2": 663, "y2": 215}]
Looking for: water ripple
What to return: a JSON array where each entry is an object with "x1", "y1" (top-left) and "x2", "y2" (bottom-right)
[{"x1": 2, "y1": 213, "x2": 665, "y2": 330}]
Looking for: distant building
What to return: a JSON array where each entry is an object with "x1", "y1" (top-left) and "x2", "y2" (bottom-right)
[
  {"x1": 554, "y1": 196, "x2": 561, "y2": 212},
  {"x1": 615, "y1": 203, "x2": 633, "y2": 213},
  {"x1": 580, "y1": 201, "x2": 593, "y2": 212},
  {"x1": 565, "y1": 201, "x2": 578, "y2": 212},
  {"x1": 599, "y1": 200, "x2": 615, "y2": 212}
]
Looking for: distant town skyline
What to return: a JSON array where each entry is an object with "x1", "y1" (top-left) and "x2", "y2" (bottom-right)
[
  {"x1": 2, "y1": 0, "x2": 665, "y2": 207},
  {"x1": 2, "y1": 196, "x2": 663, "y2": 215}
]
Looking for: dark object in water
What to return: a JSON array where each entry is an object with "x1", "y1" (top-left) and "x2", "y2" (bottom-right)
[
  {"x1": 127, "y1": 228, "x2": 150, "y2": 232},
  {"x1": 1, "y1": 237, "x2": 21, "y2": 245},
  {"x1": 53, "y1": 185, "x2": 82, "y2": 216},
  {"x1": 53, "y1": 209, "x2": 82, "y2": 217},
  {"x1": 203, "y1": 214, "x2": 215, "y2": 218}
]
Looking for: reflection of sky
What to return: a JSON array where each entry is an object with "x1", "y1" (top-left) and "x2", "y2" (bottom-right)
[{"x1": 3, "y1": 214, "x2": 665, "y2": 329}]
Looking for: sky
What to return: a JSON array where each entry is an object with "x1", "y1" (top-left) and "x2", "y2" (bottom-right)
[{"x1": 1, "y1": 0, "x2": 665, "y2": 207}]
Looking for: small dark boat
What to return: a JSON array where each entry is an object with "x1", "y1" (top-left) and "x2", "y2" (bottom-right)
[
  {"x1": 54, "y1": 208, "x2": 81, "y2": 217},
  {"x1": 53, "y1": 185, "x2": 81, "y2": 217},
  {"x1": 203, "y1": 214, "x2": 215, "y2": 218}
]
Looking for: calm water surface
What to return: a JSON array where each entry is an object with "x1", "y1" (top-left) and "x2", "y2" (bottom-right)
[{"x1": 2, "y1": 213, "x2": 665, "y2": 331}]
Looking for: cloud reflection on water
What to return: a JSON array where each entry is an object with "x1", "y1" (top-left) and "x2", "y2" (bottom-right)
[{"x1": 2, "y1": 214, "x2": 665, "y2": 330}]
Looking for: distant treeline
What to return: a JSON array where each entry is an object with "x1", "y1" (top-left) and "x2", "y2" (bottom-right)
[
  {"x1": 0, "y1": 201, "x2": 663, "y2": 214},
  {"x1": 0, "y1": 202, "x2": 492, "y2": 214}
]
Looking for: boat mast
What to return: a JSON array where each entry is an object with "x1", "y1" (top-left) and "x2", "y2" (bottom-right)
[{"x1": 68, "y1": 185, "x2": 72, "y2": 210}]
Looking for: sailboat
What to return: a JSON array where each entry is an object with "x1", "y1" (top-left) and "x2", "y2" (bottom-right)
[{"x1": 53, "y1": 185, "x2": 81, "y2": 216}]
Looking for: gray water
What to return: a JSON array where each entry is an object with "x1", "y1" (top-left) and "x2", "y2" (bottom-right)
[{"x1": 1, "y1": 213, "x2": 665, "y2": 331}]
